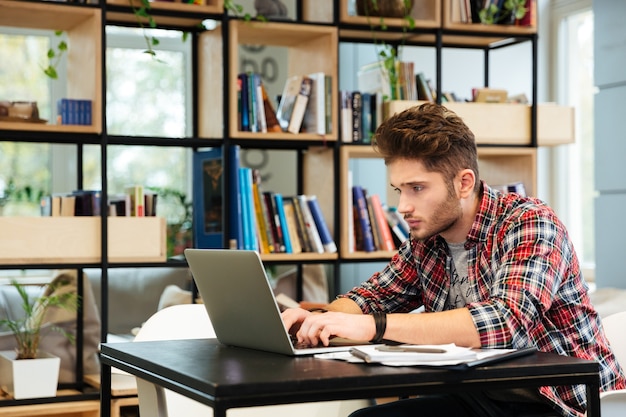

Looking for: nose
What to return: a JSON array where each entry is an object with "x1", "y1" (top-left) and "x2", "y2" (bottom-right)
[{"x1": 396, "y1": 193, "x2": 413, "y2": 215}]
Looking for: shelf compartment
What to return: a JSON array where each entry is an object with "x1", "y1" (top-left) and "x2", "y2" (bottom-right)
[
  {"x1": 0, "y1": 0, "x2": 103, "y2": 134},
  {"x1": 225, "y1": 20, "x2": 338, "y2": 141},
  {"x1": 339, "y1": 145, "x2": 399, "y2": 259},
  {"x1": 478, "y1": 146, "x2": 537, "y2": 197},
  {"x1": 106, "y1": 0, "x2": 223, "y2": 27},
  {"x1": 441, "y1": 0, "x2": 536, "y2": 47},
  {"x1": 384, "y1": 101, "x2": 575, "y2": 146},
  {"x1": 339, "y1": 143, "x2": 538, "y2": 259},
  {"x1": 338, "y1": 0, "x2": 440, "y2": 44},
  {"x1": 0, "y1": 217, "x2": 166, "y2": 265}
]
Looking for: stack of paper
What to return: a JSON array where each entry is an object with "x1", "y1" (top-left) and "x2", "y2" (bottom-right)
[{"x1": 315, "y1": 344, "x2": 531, "y2": 368}]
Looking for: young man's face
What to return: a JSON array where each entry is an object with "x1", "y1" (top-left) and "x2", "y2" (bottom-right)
[{"x1": 389, "y1": 158, "x2": 463, "y2": 242}]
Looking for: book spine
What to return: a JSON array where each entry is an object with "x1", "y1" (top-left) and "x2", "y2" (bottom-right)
[
  {"x1": 351, "y1": 91, "x2": 363, "y2": 142},
  {"x1": 370, "y1": 194, "x2": 396, "y2": 251},
  {"x1": 228, "y1": 145, "x2": 243, "y2": 249},
  {"x1": 238, "y1": 73, "x2": 250, "y2": 132},
  {"x1": 324, "y1": 75, "x2": 332, "y2": 135},
  {"x1": 287, "y1": 76, "x2": 313, "y2": 134},
  {"x1": 264, "y1": 192, "x2": 285, "y2": 253},
  {"x1": 247, "y1": 72, "x2": 258, "y2": 132},
  {"x1": 254, "y1": 73, "x2": 268, "y2": 133},
  {"x1": 297, "y1": 194, "x2": 324, "y2": 253},
  {"x1": 282, "y1": 197, "x2": 302, "y2": 254},
  {"x1": 306, "y1": 195, "x2": 337, "y2": 253},
  {"x1": 238, "y1": 167, "x2": 257, "y2": 251},
  {"x1": 289, "y1": 196, "x2": 313, "y2": 253},
  {"x1": 364, "y1": 192, "x2": 381, "y2": 250},
  {"x1": 274, "y1": 193, "x2": 293, "y2": 253},
  {"x1": 352, "y1": 186, "x2": 375, "y2": 252},
  {"x1": 340, "y1": 90, "x2": 353, "y2": 143},
  {"x1": 251, "y1": 170, "x2": 272, "y2": 254},
  {"x1": 193, "y1": 149, "x2": 224, "y2": 249}
]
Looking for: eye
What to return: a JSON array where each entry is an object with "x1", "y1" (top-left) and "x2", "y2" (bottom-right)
[{"x1": 412, "y1": 185, "x2": 424, "y2": 192}]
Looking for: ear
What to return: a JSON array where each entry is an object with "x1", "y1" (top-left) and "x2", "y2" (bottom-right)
[{"x1": 457, "y1": 169, "x2": 476, "y2": 198}]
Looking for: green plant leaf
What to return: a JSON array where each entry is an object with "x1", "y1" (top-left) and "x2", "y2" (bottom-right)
[
  {"x1": 44, "y1": 66, "x2": 58, "y2": 79},
  {"x1": 58, "y1": 41, "x2": 68, "y2": 52}
]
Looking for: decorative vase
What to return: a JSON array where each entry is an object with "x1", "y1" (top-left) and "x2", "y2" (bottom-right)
[
  {"x1": 0, "y1": 350, "x2": 61, "y2": 399},
  {"x1": 356, "y1": 0, "x2": 414, "y2": 18}
]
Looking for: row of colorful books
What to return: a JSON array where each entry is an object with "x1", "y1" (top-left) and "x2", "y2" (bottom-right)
[
  {"x1": 40, "y1": 186, "x2": 156, "y2": 217},
  {"x1": 192, "y1": 145, "x2": 336, "y2": 253},
  {"x1": 237, "y1": 72, "x2": 332, "y2": 135},
  {"x1": 349, "y1": 185, "x2": 410, "y2": 253}
]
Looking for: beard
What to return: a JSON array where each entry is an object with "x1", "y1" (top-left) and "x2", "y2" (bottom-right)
[{"x1": 408, "y1": 191, "x2": 462, "y2": 242}]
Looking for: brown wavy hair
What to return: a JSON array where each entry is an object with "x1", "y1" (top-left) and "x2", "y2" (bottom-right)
[{"x1": 373, "y1": 103, "x2": 480, "y2": 193}]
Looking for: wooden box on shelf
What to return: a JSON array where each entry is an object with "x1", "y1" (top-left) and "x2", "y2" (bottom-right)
[
  {"x1": 384, "y1": 100, "x2": 575, "y2": 146},
  {"x1": 0, "y1": 217, "x2": 166, "y2": 265},
  {"x1": 0, "y1": 0, "x2": 102, "y2": 134},
  {"x1": 220, "y1": 19, "x2": 338, "y2": 141}
]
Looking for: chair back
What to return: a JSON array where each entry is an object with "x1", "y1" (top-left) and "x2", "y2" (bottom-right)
[{"x1": 602, "y1": 311, "x2": 626, "y2": 368}]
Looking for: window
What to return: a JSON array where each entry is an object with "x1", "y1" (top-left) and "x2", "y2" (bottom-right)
[
  {"x1": 0, "y1": 28, "x2": 57, "y2": 216},
  {"x1": 551, "y1": 1, "x2": 594, "y2": 277}
]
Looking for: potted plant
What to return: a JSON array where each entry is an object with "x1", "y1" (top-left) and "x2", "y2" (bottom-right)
[
  {"x1": 0, "y1": 277, "x2": 78, "y2": 399},
  {"x1": 358, "y1": 0, "x2": 415, "y2": 100},
  {"x1": 479, "y1": 0, "x2": 528, "y2": 25}
]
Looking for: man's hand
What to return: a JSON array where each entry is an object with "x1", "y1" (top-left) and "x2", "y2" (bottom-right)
[{"x1": 282, "y1": 308, "x2": 376, "y2": 346}]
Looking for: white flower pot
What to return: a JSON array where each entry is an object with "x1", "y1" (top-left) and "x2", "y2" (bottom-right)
[{"x1": 0, "y1": 350, "x2": 61, "y2": 399}]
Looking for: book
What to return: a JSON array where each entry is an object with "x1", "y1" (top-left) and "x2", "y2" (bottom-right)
[
  {"x1": 281, "y1": 197, "x2": 302, "y2": 254},
  {"x1": 260, "y1": 82, "x2": 282, "y2": 133},
  {"x1": 352, "y1": 186, "x2": 375, "y2": 252},
  {"x1": 364, "y1": 191, "x2": 381, "y2": 250},
  {"x1": 324, "y1": 75, "x2": 333, "y2": 135},
  {"x1": 246, "y1": 72, "x2": 255, "y2": 132},
  {"x1": 297, "y1": 194, "x2": 324, "y2": 253},
  {"x1": 253, "y1": 73, "x2": 267, "y2": 133},
  {"x1": 340, "y1": 90, "x2": 353, "y2": 143},
  {"x1": 238, "y1": 167, "x2": 258, "y2": 251},
  {"x1": 287, "y1": 195, "x2": 313, "y2": 253},
  {"x1": 276, "y1": 75, "x2": 304, "y2": 132},
  {"x1": 274, "y1": 193, "x2": 293, "y2": 253},
  {"x1": 251, "y1": 170, "x2": 272, "y2": 254},
  {"x1": 416, "y1": 72, "x2": 434, "y2": 102},
  {"x1": 303, "y1": 71, "x2": 327, "y2": 135},
  {"x1": 263, "y1": 192, "x2": 285, "y2": 252},
  {"x1": 306, "y1": 195, "x2": 337, "y2": 253},
  {"x1": 228, "y1": 145, "x2": 244, "y2": 249},
  {"x1": 384, "y1": 205, "x2": 409, "y2": 246},
  {"x1": 351, "y1": 91, "x2": 363, "y2": 142},
  {"x1": 193, "y1": 149, "x2": 224, "y2": 249},
  {"x1": 73, "y1": 190, "x2": 102, "y2": 216},
  {"x1": 237, "y1": 73, "x2": 250, "y2": 132},
  {"x1": 369, "y1": 194, "x2": 395, "y2": 251},
  {"x1": 361, "y1": 92, "x2": 372, "y2": 144},
  {"x1": 287, "y1": 76, "x2": 313, "y2": 134}
]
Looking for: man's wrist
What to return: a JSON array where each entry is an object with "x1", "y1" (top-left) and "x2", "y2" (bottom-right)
[{"x1": 370, "y1": 311, "x2": 387, "y2": 343}]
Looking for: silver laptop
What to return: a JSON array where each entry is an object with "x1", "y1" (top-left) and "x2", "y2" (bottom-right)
[{"x1": 184, "y1": 248, "x2": 369, "y2": 356}]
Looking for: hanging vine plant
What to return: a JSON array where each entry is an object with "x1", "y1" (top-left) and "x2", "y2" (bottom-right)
[{"x1": 43, "y1": 31, "x2": 67, "y2": 79}]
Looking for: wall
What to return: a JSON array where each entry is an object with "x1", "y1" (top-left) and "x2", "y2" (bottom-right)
[{"x1": 593, "y1": 0, "x2": 626, "y2": 289}]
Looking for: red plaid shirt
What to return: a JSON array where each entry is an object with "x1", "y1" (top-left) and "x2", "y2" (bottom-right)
[{"x1": 343, "y1": 183, "x2": 626, "y2": 417}]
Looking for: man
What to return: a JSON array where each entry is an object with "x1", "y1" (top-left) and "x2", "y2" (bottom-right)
[{"x1": 282, "y1": 103, "x2": 625, "y2": 417}]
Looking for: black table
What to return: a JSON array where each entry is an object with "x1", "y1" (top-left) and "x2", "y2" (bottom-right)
[{"x1": 100, "y1": 339, "x2": 601, "y2": 417}]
